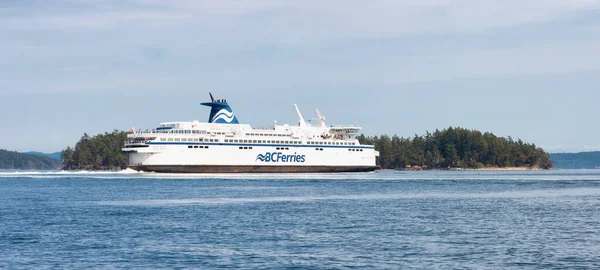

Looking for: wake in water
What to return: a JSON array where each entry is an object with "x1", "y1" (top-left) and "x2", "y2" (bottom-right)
[{"x1": 99, "y1": 187, "x2": 600, "y2": 206}]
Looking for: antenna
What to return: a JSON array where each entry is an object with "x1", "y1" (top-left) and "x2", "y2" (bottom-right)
[
  {"x1": 315, "y1": 107, "x2": 327, "y2": 128},
  {"x1": 292, "y1": 104, "x2": 307, "y2": 127},
  {"x1": 209, "y1": 92, "x2": 215, "y2": 102},
  {"x1": 315, "y1": 107, "x2": 325, "y2": 120}
]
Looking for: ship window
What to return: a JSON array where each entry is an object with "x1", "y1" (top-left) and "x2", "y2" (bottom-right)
[
  {"x1": 160, "y1": 138, "x2": 166, "y2": 141},
  {"x1": 239, "y1": 147, "x2": 243, "y2": 149},
  {"x1": 194, "y1": 146, "x2": 198, "y2": 148},
  {"x1": 188, "y1": 146, "x2": 192, "y2": 148},
  {"x1": 167, "y1": 138, "x2": 173, "y2": 141},
  {"x1": 194, "y1": 138, "x2": 199, "y2": 142},
  {"x1": 360, "y1": 149, "x2": 363, "y2": 151},
  {"x1": 244, "y1": 147, "x2": 248, "y2": 149},
  {"x1": 205, "y1": 146, "x2": 209, "y2": 149},
  {"x1": 175, "y1": 138, "x2": 180, "y2": 142},
  {"x1": 199, "y1": 138, "x2": 203, "y2": 142}
]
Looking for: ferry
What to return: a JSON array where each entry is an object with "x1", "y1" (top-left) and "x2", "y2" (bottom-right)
[{"x1": 122, "y1": 93, "x2": 379, "y2": 173}]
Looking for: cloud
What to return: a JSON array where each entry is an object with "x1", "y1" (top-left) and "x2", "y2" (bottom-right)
[
  {"x1": 3, "y1": 0, "x2": 600, "y2": 41},
  {"x1": 1, "y1": 0, "x2": 600, "y2": 97}
]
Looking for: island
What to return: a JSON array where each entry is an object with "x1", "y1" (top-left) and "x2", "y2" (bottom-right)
[
  {"x1": 0, "y1": 149, "x2": 62, "y2": 170},
  {"x1": 60, "y1": 130, "x2": 128, "y2": 171},
  {"x1": 358, "y1": 127, "x2": 552, "y2": 170},
  {"x1": 58, "y1": 127, "x2": 552, "y2": 171}
]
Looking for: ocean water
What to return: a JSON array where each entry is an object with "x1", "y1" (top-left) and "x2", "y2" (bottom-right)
[{"x1": 1, "y1": 170, "x2": 599, "y2": 269}]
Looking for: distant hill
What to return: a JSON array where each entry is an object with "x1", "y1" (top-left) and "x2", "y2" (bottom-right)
[
  {"x1": 0, "y1": 149, "x2": 63, "y2": 170},
  {"x1": 25, "y1": 151, "x2": 62, "y2": 161},
  {"x1": 549, "y1": 152, "x2": 600, "y2": 169}
]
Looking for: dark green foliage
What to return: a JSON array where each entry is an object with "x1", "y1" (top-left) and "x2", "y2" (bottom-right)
[
  {"x1": 61, "y1": 130, "x2": 128, "y2": 170},
  {"x1": 25, "y1": 151, "x2": 62, "y2": 160},
  {"x1": 358, "y1": 127, "x2": 553, "y2": 170},
  {"x1": 549, "y1": 152, "x2": 600, "y2": 169},
  {"x1": 0, "y1": 149, "x2": 62, "y2": 170}
]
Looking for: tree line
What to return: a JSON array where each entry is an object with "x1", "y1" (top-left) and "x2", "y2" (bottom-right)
[
  {"x1": 59, "y1": 127, "x2": 552, "y2": 170},
  {"x1": 61, "y1": 130, "x2": 128, "y2": 170},
  {"x1": 0, "y1": 149, "x2": 62, "y2": 170},
  {"x1": 358, "y1": 127, "x2": 552, "y2": 169}
]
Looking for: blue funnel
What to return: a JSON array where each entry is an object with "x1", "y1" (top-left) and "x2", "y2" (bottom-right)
[{"x1": 201, "y1": 96, "x2": 239, "y2": 124}]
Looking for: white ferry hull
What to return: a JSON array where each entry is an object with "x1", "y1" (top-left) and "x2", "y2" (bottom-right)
[{"x1": 125, "y1": 143, "x2": 378, "y2": 173}]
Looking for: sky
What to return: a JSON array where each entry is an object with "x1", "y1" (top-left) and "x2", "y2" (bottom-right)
[{"x1": 1, "y1": 0, "x2": 599, "y2": 153}]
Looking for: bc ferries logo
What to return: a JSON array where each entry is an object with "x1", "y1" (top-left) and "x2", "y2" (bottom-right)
[
  {"x1": 212, "y1": 108, "x2": 236, "y2": 123},
  {"x1": 256, "y1": 152, "x2": 306, "y2": 163}
]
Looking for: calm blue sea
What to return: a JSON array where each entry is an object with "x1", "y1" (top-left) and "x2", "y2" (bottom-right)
[{"x1": 1, "y1": 170, "x2": 599, "y2": 269}]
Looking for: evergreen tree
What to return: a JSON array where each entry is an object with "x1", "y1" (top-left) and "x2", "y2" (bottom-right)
[{"x1": 358, "y1": 127, "x2": 553, "y2": 170}]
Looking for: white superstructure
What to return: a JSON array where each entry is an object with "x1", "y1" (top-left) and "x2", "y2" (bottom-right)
[{"x1": 122, "y1": 94, "x2": 379, "y2": 173}]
